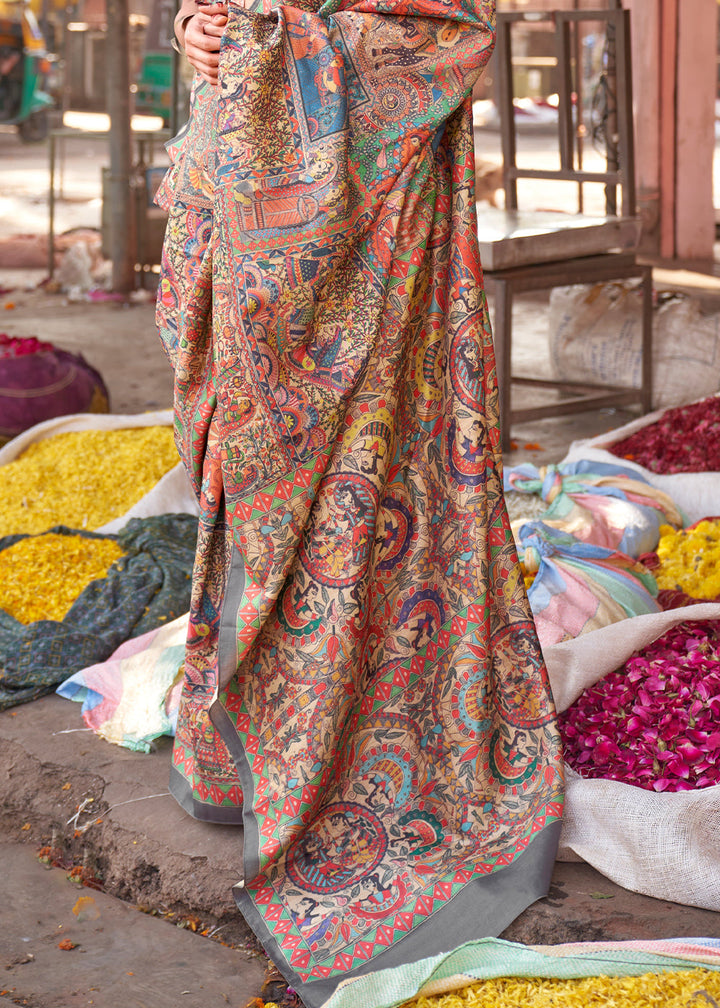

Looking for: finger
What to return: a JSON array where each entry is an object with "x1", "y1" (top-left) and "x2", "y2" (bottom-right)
[
  {"x1": 187, "y1": 50, "x2": 220, "y2": 72},
  {"x1": 189, "y1": 60, "x2": 219, "y2": 82},
  {"x1": 186, "y1": 25, "x2": 221, "y2": 52},
  {"x1": 185, "y1": 39, "x2": 220, "y2": 65},
  {"x1": 202, "y1": 21, "x2": 226, "y2": 37}
]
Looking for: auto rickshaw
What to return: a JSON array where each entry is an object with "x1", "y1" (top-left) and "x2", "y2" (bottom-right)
[{"x1": 0, "y1": 0, "x2": 53, "y2": 141}]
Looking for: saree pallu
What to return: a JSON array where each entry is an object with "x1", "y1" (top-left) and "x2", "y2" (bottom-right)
[{"x1": 156, "y1": 0, "x2": 564, "y2": 1002}]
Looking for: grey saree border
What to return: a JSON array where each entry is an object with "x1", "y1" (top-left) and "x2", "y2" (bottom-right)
[
  {"x1": 168, "y1": 762, "x2": 245, "y2": 825},
  {"x1": 210, "y1": 697, "x2": 561, "y2": 1008},
  {"x1": 167, "y1": 539, "x2": 249, "y2": 826}
]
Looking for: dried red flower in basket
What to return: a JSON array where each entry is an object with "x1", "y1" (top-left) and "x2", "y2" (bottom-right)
[
  {"x1": 608, "y1": 396, "x2": 720, "y2": 474},
  {"x1": 559, "y1": 619, "x2": 720, "y2": 792}
]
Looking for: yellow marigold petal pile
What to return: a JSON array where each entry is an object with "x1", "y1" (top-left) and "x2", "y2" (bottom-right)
[
  {"x1": 655, "y1": 519, "x2": 720, "y2": 599},
  {"x1": 0, "y1": 533, "x2": 125, "y2": 623},
  {"x1": 391, "y1": 969, "x2": 720, "y2": 1008},
  {"x1": 0, "y1": 427, "x2": 179, "y2": 536},
  {"x1": 519, "y1": 561, "x2": 536, "y2": 591}
]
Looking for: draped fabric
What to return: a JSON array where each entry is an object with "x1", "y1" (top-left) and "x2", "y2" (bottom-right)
[
  {"x1": 0, "y1": 516, "x2": 196, "y2": 710},
  {"x1": 517, "y1": 521, "x2": 660, "y2": 650},
  {"x1": 504, "y1": 460, "x2": 683, "y2": 558},
  {"x1": 156, "y1": 0, "x2": 564, "y2": 1002}
]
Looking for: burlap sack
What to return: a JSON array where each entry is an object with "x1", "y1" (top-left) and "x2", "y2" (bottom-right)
[
  {"x1": 545, "y1": 602, "x2": 720, "y2": 911},
  {"x1": 549, "y1": 283, "x2": 720, "y2": 411}
]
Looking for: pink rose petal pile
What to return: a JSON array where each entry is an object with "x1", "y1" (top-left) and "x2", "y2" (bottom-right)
[
  {"x1": 559, "y1": 619, "x2": 720, "y2": 792},
  {"x1": 609, "y1": 396, "x2": 720, "y2": 474},
  {"x1": 0, "y1": 333, "x2": 53, "y2": 359}
]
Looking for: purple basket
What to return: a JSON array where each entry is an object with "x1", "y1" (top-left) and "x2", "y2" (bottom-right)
[{"x1": 0, "y1": 343, "x2": 109, "y2": 444}]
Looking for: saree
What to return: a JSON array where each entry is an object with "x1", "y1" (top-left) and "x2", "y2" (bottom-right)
[{"x1": 156, "y1": 0, "x2": 564, "y2": 1003}]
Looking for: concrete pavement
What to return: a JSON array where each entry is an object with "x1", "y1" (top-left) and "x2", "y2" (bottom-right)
[{"x1": 1, "y1": 841, "x2": 266, "y2": 1008}]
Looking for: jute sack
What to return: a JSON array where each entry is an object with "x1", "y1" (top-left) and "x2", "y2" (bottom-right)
[
  {"x1": 549, "y1": 283, "x2": 720, "y2": 411},
  {"x1": 544, "y1": 602, "x2": 720, "y2": 911},
  {"x1": 0, "y1": 409, "x2": 199, "y2": 533}
]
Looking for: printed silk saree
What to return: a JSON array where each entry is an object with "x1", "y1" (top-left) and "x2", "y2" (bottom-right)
[{"x1": 156, "y1": 0, "x2": 564, "y2": 1002}]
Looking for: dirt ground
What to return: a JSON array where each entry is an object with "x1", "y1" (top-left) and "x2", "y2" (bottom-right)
[{"x1": 0, "y1": 280, "x2": 173, "y2": 417}]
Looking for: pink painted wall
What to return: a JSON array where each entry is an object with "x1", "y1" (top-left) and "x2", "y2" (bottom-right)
[
  {"x1": 675, "y1": 0, "x2": 716, "y2": 261},
  {"x1": 625, "y1": 0, "x2": 716, "y2": 263}
]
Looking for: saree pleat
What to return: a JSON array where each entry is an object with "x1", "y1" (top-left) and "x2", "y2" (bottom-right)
[{"x1": 156, "y1": 0, "x2": 564, "y2": 1002}]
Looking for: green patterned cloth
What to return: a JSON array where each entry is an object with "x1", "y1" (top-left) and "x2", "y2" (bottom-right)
[
  {"x1": 322, "y1": 937, "x2": 720, "y2": 1008},
  {"x1": 0, "y1": 514, "x2": 197, "y2": 709}
]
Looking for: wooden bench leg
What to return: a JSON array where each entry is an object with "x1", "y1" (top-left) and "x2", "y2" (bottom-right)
[{"x1": 639, "y1": 264, "x2": 653, "y2": 415}]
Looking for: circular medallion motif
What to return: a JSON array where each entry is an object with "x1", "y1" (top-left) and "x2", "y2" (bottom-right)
[
  {"x1": 376, "y1": 496, "x2": 414, "y2": 572},
  {"x1": 275, "y1": 580, "x2": 324, "y2": 639},
  {"x1": 414, "y1": 326, "x2": 443, "y2": 417},
  {"x1": 358, "y1": 744, "x2": 416, "y2": 807},
  {"x1": 491, "y1": 621, "x2": 555, "y2": 728},
  {"x1": 351, "y1": 876, "x2": 408, "y2": 921},
  {"x1": 396, "y1": 587, "x2": 446, "y2": 646},
  {"x1": 183, "y1": 213, "x2": 212, "y2": 263},
  {"x1": 449, "y1": 326, "x2": 485, "y2": 409},
  {"x1": 488, "y1": 728, "x2": 539, "y2": 785},
  {"x1": 453, "y1": 665, "x2": 492, "y2": 737},
  {"x1": 369, "y1": 78, "x2": 422, "y2": 128},
  {"x1": 433, "y1": 650, "x2": 492, "y2": 746},
  {"x1": 286, "y1": 801, "x2": 388, "y2": 894},
  {"x1": 299, "y1": 473, "x2": 376, "y2": 587},
  {"x1": 397, "y1": 808, "x2": 444, "y2": 857},
  {"x1": 447, "y1": 416, "x2": 487, "y2": 488}
]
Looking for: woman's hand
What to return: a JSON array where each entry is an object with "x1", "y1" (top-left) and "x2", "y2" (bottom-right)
[{"x1": 182, "y1": 3, "x2": 228, "y2": 86}]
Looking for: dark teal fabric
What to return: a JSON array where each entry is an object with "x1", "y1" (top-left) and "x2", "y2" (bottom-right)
[{"x1": 0, "y1": 514, "x2": 197, "y2": 710}]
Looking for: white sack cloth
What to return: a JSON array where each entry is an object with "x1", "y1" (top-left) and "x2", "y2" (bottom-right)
[
  {"x1": 562, "y1": 395, "x2": 720, "y2": 525},
  {"x1": 545, "y1": 602, "x2": 720, "y2": 911}
]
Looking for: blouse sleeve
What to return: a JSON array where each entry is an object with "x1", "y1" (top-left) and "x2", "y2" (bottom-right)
[{"x1": 174, "y1": 0, "x2": 200, "y2": 50}]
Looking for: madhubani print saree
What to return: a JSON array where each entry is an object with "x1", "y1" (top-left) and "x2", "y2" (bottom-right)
[{"x1": 156, "y1": 0, "x2": 564, "y2": 1002}]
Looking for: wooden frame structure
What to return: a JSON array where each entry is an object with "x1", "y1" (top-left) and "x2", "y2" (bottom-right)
[{"x1": 479, "y1": 7, "x2": 653, "y2": 452}]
